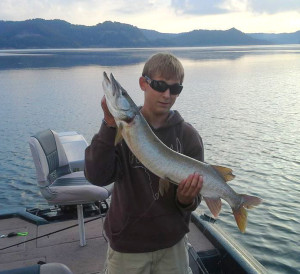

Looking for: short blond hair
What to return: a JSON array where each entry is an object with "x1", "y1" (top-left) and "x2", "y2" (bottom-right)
[{"x1": 142, "y1": 53, "x2": 184, "y2": 84}]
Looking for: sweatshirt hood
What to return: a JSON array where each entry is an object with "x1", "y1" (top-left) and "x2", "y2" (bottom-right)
[
  {"x1": 162, "y1": 110, "x2": 184, "y2": 129},
  {"x1": 138, "y1": 107, "x2": 184, "y2": 130}
]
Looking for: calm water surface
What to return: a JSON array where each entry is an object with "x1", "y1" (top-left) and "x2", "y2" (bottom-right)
[{"x1": 0, "y1": 46, "x2": 299, "y2": 273}]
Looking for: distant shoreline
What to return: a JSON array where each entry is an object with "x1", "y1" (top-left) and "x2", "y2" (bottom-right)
[{"x1": 1, "y1": 19, "x2": 299, "y2": 50}]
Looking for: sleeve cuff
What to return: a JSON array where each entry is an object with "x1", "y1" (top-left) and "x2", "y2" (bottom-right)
[
  {"x1": 93, "y1": 120, "x2": 117, "y2": 146},
  {"x1": 176, "y1": 195, "x2": 202, "y2": 212},
  {"x1": 103, "y1": 118, "x2": 117, "y2": 128}
]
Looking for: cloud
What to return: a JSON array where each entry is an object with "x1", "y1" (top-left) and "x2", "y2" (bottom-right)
[
  {"x1": 1, "y1": 0, "x2": 299, "y2": 22},
  {"x1": 0, "y1": 0, "x2": 299, "y2": 33},
  {"x1": 170, "y1": 0, "x2": 300, "y2": 15},
  {"x1": 249, "y1": 0, "x2": 300, "y2": 14},
  {"x1": 0, "y1": 0, "x2": 86, "y2": 20},
  {"x1": 108, "y1": 0, "x2": 158, "y2": 14},
  {"x1": 171, "y1": 0, "x2": 228, "y2": 15},
  {"x1": 0, "y1": 0, "x2": 167, "y2": 25}
]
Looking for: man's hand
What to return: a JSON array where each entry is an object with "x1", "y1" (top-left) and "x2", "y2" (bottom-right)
[
  {"x1": 101, "y1": 96, "x2": 116, "y2": 127},
  {"x1": 177, "y1": 172, "x2": 203, "y2": 206}
]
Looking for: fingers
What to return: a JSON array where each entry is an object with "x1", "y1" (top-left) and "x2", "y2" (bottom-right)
[
  {"x1": 177, "y1": 172, "x2": 203, "y2": 206},
  {"x1": 101, "y1": 96, "x2": 116, "y2": 126},
  {"x1": 179, "y1": 172, "x2": 203, "y2": 195},
  {"x1": 101, "y1": 96, "x2": 110, "y2": 114}
]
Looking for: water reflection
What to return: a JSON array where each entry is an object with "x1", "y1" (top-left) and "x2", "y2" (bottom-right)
[
  {"x1": 1, "y1": 45, "x2": 300, "y2": 272},
  {"x1": 1, "y1": 45, "x2": 300, "y2": 70}
]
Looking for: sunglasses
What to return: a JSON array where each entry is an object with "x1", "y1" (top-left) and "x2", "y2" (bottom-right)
[{"x1": 144, "y1": 75, "x2": 183, "y2": 95}]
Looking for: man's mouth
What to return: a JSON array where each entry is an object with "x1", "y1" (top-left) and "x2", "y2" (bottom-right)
[{"x1": 158, "y1": 101, "x2": 169, "y2": 105}]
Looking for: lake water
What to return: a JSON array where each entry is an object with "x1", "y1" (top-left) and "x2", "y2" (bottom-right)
[{"x1": 0, "y1": 46, "x2": 299, "y2": 273}]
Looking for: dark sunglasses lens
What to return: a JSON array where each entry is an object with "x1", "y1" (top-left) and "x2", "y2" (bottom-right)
[
  {"x1": 169, "y1": 85, "x2": 183, "y2": 95},
  {"x1": 150, "y1": 79, "x2": 183, "y2": 95},
  {"x1": 151, "y1": 80, "x2": 168, "y2": 92}
]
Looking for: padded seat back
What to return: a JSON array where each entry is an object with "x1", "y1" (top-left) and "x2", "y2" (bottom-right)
[{"x1": 29, "y1": 129, "x2": 71, "y2": 188}]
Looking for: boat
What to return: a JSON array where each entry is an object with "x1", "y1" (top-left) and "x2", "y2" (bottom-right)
[{"x1": 0, "y1": 130, "x2": 267, "y2": 274}]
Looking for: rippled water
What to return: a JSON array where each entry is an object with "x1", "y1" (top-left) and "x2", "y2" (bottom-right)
[{"x1": 0, "y1": 46, "x2": 299, "y2": 273}]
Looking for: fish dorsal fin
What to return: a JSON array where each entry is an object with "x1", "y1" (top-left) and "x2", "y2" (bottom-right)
[
  {"x1": 114, "y1": 124, "x2": 123, "y2": 146},
  {"x1": 212, "y1": 165, "x2": 235, "y2": 182}
]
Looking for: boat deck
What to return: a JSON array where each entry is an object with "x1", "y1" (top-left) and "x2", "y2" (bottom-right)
[{"x1": 0, "y1": 215, "x2": 214, "y2": 273}]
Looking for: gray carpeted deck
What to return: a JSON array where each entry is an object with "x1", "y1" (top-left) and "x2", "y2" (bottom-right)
[{"x1": 0, "y1": 216, "x2": 214, "y2": 273}]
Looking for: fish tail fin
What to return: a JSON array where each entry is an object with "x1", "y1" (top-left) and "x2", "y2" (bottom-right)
[
  {"x1": 233, "y1": 206, "x2": 248, "y2": 233},
  {"x1": 241, "y1": 194, "x2": 263, "y2": 209},
  {"x1": 233, "y1": 194, "x2": 263, "y2": 233}
]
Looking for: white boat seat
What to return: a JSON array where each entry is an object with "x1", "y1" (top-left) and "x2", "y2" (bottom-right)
[
  {"x1": 29, "y1": 129, "x2": 112, "y2": 246},
  {"x1": 40, "y1": 171, "x2": 110, "y2": 205}
]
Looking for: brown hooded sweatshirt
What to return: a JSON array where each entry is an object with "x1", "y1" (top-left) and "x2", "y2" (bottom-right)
[{"x1": 84, "y1": 110, "x2": 204, "y2": 253}]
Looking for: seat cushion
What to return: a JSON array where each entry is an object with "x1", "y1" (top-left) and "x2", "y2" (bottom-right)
[{"x1": 40, "y1": 171, "x2": 111, "y2": 205}]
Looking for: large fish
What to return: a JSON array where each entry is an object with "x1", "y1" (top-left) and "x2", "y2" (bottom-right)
[{"x1": 102, "y1": 72, "x2": 262, "y2": 233}]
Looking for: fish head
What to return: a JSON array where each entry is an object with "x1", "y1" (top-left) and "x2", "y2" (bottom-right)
[{"x1": 102, "y1": 72, "x2": 138, "y2": 124}]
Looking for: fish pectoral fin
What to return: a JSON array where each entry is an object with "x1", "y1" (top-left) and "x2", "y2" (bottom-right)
[
  {"x1": 159, "y1": 178, "x2": 170, "y2": 196},
  {"x1": 114, "y1": 124, "x2": 123, "y2": 146},
  {"x1": 212, "y1": 165, "x2": 235, "y2": 182},
  {"x1": 203, "y1": 197, "x2": 222, "y2": 218}
]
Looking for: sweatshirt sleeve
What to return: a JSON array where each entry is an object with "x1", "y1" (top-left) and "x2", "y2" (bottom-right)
[{"x1": 84, "y1": 121, "x2": 120, "y2": 186}]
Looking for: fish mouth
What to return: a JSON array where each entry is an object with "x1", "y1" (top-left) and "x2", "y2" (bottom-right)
[
  {"x1": 123, "y1": 116, "x2": 135, "y2": 123},
  {"x1": 103, "y1": 71, "x2": 139, "y2": 124}
]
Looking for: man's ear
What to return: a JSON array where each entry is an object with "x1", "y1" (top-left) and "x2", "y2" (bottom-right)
[{"x1": 139, "y1": 76, "x2": 147, "y2": 91}]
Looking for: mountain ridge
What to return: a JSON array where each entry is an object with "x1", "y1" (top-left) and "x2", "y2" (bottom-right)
[{"x1": 0, "y1": 19, "x2": 299, "y2": 49}]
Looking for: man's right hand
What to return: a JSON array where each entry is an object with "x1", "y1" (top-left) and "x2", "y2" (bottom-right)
[{"x1": 101, "y1": 96, "x2": 117, "y2": 127}]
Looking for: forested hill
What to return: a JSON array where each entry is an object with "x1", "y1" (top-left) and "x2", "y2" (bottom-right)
[
  {"x1": 0, "y1": 19, "x2": 298, "y2": 49},
  {"x1": 0, "y1": 19, "x2": 149, "y2": 48}
]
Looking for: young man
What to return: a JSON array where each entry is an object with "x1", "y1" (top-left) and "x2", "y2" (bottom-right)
[{"x1": 85, "y1": 53, "x2": 204, "y2": 274}]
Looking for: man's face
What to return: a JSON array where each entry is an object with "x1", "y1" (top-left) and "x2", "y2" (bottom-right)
[{"x1": 143, "y1": 75, "x2": 180, "y2": 116}]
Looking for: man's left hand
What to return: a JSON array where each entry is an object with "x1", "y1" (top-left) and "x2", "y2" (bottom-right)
[{"x1": 177, "y1": 172, "x2": 203, "y2": 206}]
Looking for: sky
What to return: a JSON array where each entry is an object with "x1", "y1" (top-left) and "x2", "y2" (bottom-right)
[{"x1": 0, "y1": 0, "x2": 300, "y2": 34}]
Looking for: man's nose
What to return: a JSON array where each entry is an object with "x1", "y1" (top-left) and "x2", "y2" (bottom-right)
[{"x1": 162, "y1": 88, "x2": 171, "y2": 97}]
